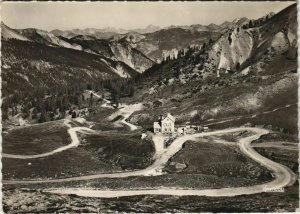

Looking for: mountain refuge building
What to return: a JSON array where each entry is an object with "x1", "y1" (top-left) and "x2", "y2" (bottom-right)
[
  {"x1": 153, "y1": 113, "x2": 208, "y2": 135},
  {"x1": 153, "y1": 113, "x2": 175, "y2": 134}
]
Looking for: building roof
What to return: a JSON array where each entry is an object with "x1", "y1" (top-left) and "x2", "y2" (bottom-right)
[
  {"x1": 153, "y1": 122, "x2": 161, "y2": 128},
  {"x1": 162, "y1": 113, "x2": 175, "y2": 122}
]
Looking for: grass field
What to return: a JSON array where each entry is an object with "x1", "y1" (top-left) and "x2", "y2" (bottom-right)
[
  {"x1": 2, "y1": 147, "x2": 119, "y2": 180},
  {"x1": 6, "y1": 132, "x2": 272, "y2": 190},
  {"x1": 3, "y1": 131, "x2": 155, "y2": 180},
  {"x1": 255, "y1": 146, "x2": 299, "y2": 176},
  {"x1": 3, "y1": 132, "x2": 298, "y2": 213},
  {"x1": 82, "y1": 131, "x2": 155, "y2": 170},
  {"x1": 2, "y1": 88, "x2": 298, "y2": 212},
  {"x1": 128, "y1": 71, "x2": 298, "y2": 135},
  {"x1": 209, "y1": 105, "x2": 298, "y2": 135},
  {"x1": 2, "y1": 120, "x2": 69, "y2": 155},
  {"x1": 2, "y1": 110, "x2": 155, "y2": 180},
  {"x1": 164, "y1": 133, "x2": 272, "y2": 183}
]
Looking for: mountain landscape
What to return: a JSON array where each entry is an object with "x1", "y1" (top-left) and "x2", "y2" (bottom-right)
[
  {"x1": 1, "y1": 3, "x2": 298, "y2": 213},
  {"x1": 51, "y1": 24, "x2": 161, "y2": 39},
  {"x1": 128, "y1": 4, "x2": 297, "y2": 135}
]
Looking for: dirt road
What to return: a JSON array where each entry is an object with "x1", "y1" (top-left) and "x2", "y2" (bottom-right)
[
  {"x1": 3, "y1": 104, "x2": 296, "y2": 199},
  {"x1": 45, "y1": 127, "x2": 295, "y2": 198},
  {"x1": 4, "y1": 127, "x2": 296, "y2": 200},
  {"x1": 108, "y1": 103, "x2": 143, "y2": 131},
  {"x1": 2, "y1": 120, "x2": 95, "y2": 159}
]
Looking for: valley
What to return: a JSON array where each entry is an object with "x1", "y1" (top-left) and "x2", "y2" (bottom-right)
[
  {"x1": 2, "y1": 101, "x2": 299, "y2": 212},
  {"x1": 1, "y1": 2, "x2": 298, "y2": 213}
]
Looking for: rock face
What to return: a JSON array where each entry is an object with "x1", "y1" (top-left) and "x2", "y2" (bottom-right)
[
  {"x1": 204, "y1": 4, "x2": 297, "y2": 75},
  {"x1": 51, "y1": 24, "x2": 223, "y2": 63},
  {"x1": 109, "y1": 40, "x2": 155, "y2": 73},
  {"x1": 1, "y1": 37, "x2": 139, "y2": 97},
  {"x1": 128, "y1": 4, "x2": 298, "y2": 135},
  {"x1": 162, "y1": 49, "x2": 179, "y2": 61},
  {"x1": 64, "y1": 36, "x2": 155, "y2": 73},
  {"x1": 1, "y1": 23, "x2": 152, "y2": 75},
  {"x1": 135, "y1": 28, "x2": 221, "y2": 62},
  {"x1": 1, "y1": 22, "x2": 29, "y2": 41},
  {"x1": 209, "y1": 28, "x2": 253, "y2": 72},
  {"x1": 1, "y1": 23, "x2": 83, "y2": 51},
  {"x1": 271, "y1": 32, "x2": 290, "y2": 54}
]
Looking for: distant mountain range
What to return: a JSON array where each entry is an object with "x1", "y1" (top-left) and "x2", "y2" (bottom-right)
[
  {"x1": 1, "y1": 4, "x2": 296, "y2": 129},
  {"x1": 128, "y1": 4, "x2": 297, "y2": 133},
  {"x1": 50, "y1": 24, "x2": 161, "y2": 39}
]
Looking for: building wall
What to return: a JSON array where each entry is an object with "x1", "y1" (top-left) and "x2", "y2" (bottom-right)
[
  {"x1": 154, "y1": 128, "x2": 161, "y2": 134},
  {"x1": 161, "y1": 118, "x2": 174, "y2": 134}
]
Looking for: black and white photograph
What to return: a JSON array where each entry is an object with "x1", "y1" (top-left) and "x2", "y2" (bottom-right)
[{"x1": 1, "y1": 1, "x2": 299, "y2": 213}]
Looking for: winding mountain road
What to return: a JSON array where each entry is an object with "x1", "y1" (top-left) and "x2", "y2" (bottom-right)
[
  {"x1": 2, "y1": 103, "x2": 296, "y2": 199},
  {"x1": 2, "y1": 120, "x2": 96, "y2": 159},
  {"x1": 3, "y1": 127, "x2": 296, "y2": 200},
  {"x1": 108, "y1": 103, "x2": 143, "y2": 131},
  {"x1": 44, "y1": 127, "x2": 296, "y2": 198}
]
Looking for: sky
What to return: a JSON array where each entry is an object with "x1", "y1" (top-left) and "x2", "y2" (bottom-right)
[{"x1": 1, "y1": 2, "x2": 295, "y2": 31}]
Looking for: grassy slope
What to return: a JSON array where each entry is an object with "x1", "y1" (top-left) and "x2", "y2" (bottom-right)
[
  {"x1": 126, "y1": 4, "x2": 298, "y2": 136},
  {"x1": 4, "y1": 131, "x2": 298, "y2": 213},
  {"x1": 83, "y1": 131, "x2": 155, "y2": 170},
  {"x1": 209, "y1": 105, "x2": 298, "y2": 135},
  {"x1": 255, "y1": 146, "x2": 298, "y2": 175},
  {"x1": 128, "y1": 71, "x2": 297, "y2": 135},
  {"x1": 1, "y1": 40, "x2": 138, "y2": 96},
  {"x1": 2, "y1": 147, "x2": 119, "y2": 180},
  {"x1": 2, "y1": 120, "x2": 69, "y2": 155},
  {"x1": 2, "y1": 131, "x2": 154, "y2": 180},
  {"x1": 2, "y1": 106, "x2": 155, "y2": 180},
  {"x1": 164, "y1": 132, "x2": 271, "y2": 183}
]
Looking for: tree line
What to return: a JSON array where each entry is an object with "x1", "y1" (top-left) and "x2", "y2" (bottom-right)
[{"x1": 2, "y1": 78, "x2": 137, "y2": 124}]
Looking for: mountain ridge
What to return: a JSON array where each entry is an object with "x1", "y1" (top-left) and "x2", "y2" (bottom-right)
[{"x1": 126, "y1": 3, "x2": 297, "y2": 135}]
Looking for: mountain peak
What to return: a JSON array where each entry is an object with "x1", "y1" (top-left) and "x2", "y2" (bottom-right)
[{"x1": 146, "y1": 24, "x2": 160, "y2": 29}]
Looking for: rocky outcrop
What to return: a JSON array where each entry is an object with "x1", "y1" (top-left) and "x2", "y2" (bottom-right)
[
  {"x1": 109, "y1": 40, "x2": 154, "y2": 73},
  {"x1": 66, "y1": 36, "x2": 155, "y2": 73},
  {"x1": 208, "y1": 28, "x2": 253, "y2": 73},
  {"x1": 204, "y1": 4, "x2": 297, "y2": 76}
]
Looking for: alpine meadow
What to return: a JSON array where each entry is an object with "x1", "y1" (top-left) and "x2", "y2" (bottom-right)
[{"x1": 1, "y1": 2, "x2": 299, "y2": 213}]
